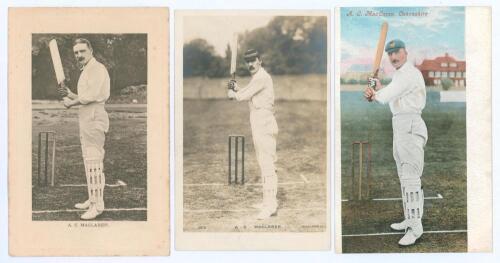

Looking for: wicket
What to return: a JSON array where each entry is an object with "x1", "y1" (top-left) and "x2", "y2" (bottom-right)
[
  {"x1": 228, "y1": 135, "x2": 245, "y2": 185},
  {"x1": 351, "y1": 141, "x2": 371, "y2": 200},
  {"x1": 37, "y1": 131, "x2": 56, "y2": 187}
]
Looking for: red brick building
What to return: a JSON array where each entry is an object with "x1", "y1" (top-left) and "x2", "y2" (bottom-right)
[{"x1": 416, "y1": 53, "x2": 466, "y2": 87}]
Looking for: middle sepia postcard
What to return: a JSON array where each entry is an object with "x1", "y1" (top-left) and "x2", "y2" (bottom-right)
[{"x1": 175, "y1": 10, "x2": 331, "y2": 250}]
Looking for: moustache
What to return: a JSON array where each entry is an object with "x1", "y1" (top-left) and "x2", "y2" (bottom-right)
[
  {"x1": 78, "y1": 57, "x2": 85, "y2": 61},
  {"x1": 249, "y1": 66, "x2": 255, "y2": 71},
  {"x1": 391, "y1": 59, "x2": 399, "y2": 64}
]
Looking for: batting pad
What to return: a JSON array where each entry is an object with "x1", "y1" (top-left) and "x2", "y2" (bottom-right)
[
  {"x1": 401, "y1": 178, "x2": 424, "y2": 222},
  {"x1": 84, "y1": 159, "x2": 105, "y2": 211}
]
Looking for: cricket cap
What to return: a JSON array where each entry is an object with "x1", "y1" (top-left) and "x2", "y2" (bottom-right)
[
  {"x1": 244, "y1": 49, "x2": 260, "y2": 62},
  {"x1": 385, "y1": 39, "x2": 405, "y2": 53}
]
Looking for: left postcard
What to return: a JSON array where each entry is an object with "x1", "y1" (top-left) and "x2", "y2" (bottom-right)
[{"x1": 8, "y1": 8, "x2": 170, "y2": 256}]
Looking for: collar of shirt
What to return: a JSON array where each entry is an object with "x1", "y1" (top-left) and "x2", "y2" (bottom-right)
[
  {"x1": 254, "y1": 67, "x2": 267, "y2": 79},
  {"x1": 80, "y1": 57, "x2": 97, "y2": 71},
  {"x1": 395, "y1": 61, "x2": 412, "y2": 74},
  {"x1": 252, "y1": 67, "x2": 261, "y2": 77}
]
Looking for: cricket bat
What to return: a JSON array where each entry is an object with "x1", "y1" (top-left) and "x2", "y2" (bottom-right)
[
  {"x1": 372, "y1": 22, "x2": 388, "y2": 78},
  {"x1": 229, "y1": 33, "x2": 238, "y2": 80},
  {"x1": 49, "y1": 39, "x2": 70, "y2": 103}
]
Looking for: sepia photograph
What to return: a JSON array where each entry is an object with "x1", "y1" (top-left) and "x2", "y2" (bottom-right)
[
  {"x1": 336, "y1": 6, "x2": 491, "y2": 253},
  {"x1": 9, "y1": 8, "x2": 169, "y2": 256},
  {"x1": 32, "y1": 34, "x2": 147, "y2": 221},
  {"x1": 176, "y1": 11, "x2": 330, "y2": 250}
]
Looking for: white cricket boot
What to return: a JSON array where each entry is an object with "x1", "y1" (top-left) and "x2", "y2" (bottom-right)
[
  {"x1": 398, "y1": 222, "x2": 423, "y2": 246},
  {"x1": 80, "y1": 203, "x2": 103, "y2": 220},
  {"x1": 75, "y1": 200, "x2": 91, "y2": 209},
  {"x1": 390, "y1": 220, "x2": 409, "y2": 231},
  {"x1": 256, "y1": 207, "x2": 278, "y2": 220}
]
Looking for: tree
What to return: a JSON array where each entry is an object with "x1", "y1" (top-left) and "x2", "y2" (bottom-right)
[
  {"x1": 182, "y1": 16, "x2": 328, "y2": 78},
  {"x1": 183, "y1": 39, "x2": 227, "y2": 78},
  {"x1": 238, "y1": 16, "x2": 327, "y2": 75},
  {"x1": 347, "y1": 79, "x2": 358, "y2": 85},
  {"x1": 441, "y1": 77, "x2": 454, "y2": 90},
  {"x1": 32, "y1": 34, "x2": 147, "y2": 100}
]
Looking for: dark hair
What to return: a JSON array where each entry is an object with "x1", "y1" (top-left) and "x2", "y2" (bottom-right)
[{"x1": 73, "y1": 38, "x2": 93, "y2": 51}]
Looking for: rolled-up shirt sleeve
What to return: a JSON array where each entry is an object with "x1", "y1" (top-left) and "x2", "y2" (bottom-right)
[{"x1": 235, "y1": 77, "x2": 266, "y2": 101}]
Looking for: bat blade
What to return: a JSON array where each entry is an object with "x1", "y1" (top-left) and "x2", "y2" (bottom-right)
[
  {"x1": 49, "y1": 39, "x2": 65, "y2": 84},
  {"x1": 229, "y1": 33, "x2": 238, "y2": 79},
  {"x1": 372, "y1": 22, "x2": 388, "y2": 78}
]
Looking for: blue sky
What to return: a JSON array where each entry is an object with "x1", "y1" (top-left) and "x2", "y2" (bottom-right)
[{"x1": 341, "y1": 6, "x2": 465, "y2": 75}]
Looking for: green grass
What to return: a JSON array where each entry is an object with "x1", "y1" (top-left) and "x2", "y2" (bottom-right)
[
  {"x1": 32, "y1": 106, "x2": 147, "y2": 221},
  {"x1": 341, "y1": 91, "x2": 467, "y2": 252},
  {"x1": 183, "y1": 99, "x2": 327, "y2": 232}
]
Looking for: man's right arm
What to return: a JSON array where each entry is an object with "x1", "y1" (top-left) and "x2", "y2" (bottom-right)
[
  {"x1": 374, "y1": 74, "x2": 412, "y2": 104},
  {"x1": 234, "y1": 77, "x2": 266, "y2": 101}
]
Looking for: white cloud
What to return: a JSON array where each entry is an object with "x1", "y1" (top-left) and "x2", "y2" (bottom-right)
[
  {"x1": 340, "y1": 39, "x2": 375, "y2": 73},
  {"x1": 341, "y1": 7, "x2": 464, "y2": 76}
]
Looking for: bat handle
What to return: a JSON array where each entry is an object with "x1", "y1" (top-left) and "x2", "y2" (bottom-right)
[
  {"x1": 368, "y1": 72, "x2": 380, "y2": 90},
  {"x1": 58, "y1": 81, "x2": 71, "y2": 101},
  {"x1": 229, "y1": 74, "x2": 236, "y2": 91},
  {"x1": 228, "y1": 75, "x2": 237, "y2": 100}
]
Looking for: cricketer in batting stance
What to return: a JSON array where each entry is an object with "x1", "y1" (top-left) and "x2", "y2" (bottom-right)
[
  {"x1": 227, "y1": 49, "x2": 279, "y2": 220},
  {"x1": 364, "y1": 39, "x2": 428, "y2": 246},
  {"x1": 58, "y1": 38, "x2": 110, "y2": 220}
]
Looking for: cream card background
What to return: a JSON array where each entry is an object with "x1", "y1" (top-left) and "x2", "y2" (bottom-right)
[{"x1": 8, "y1": 8, "x2": 170, "y2": 256}]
